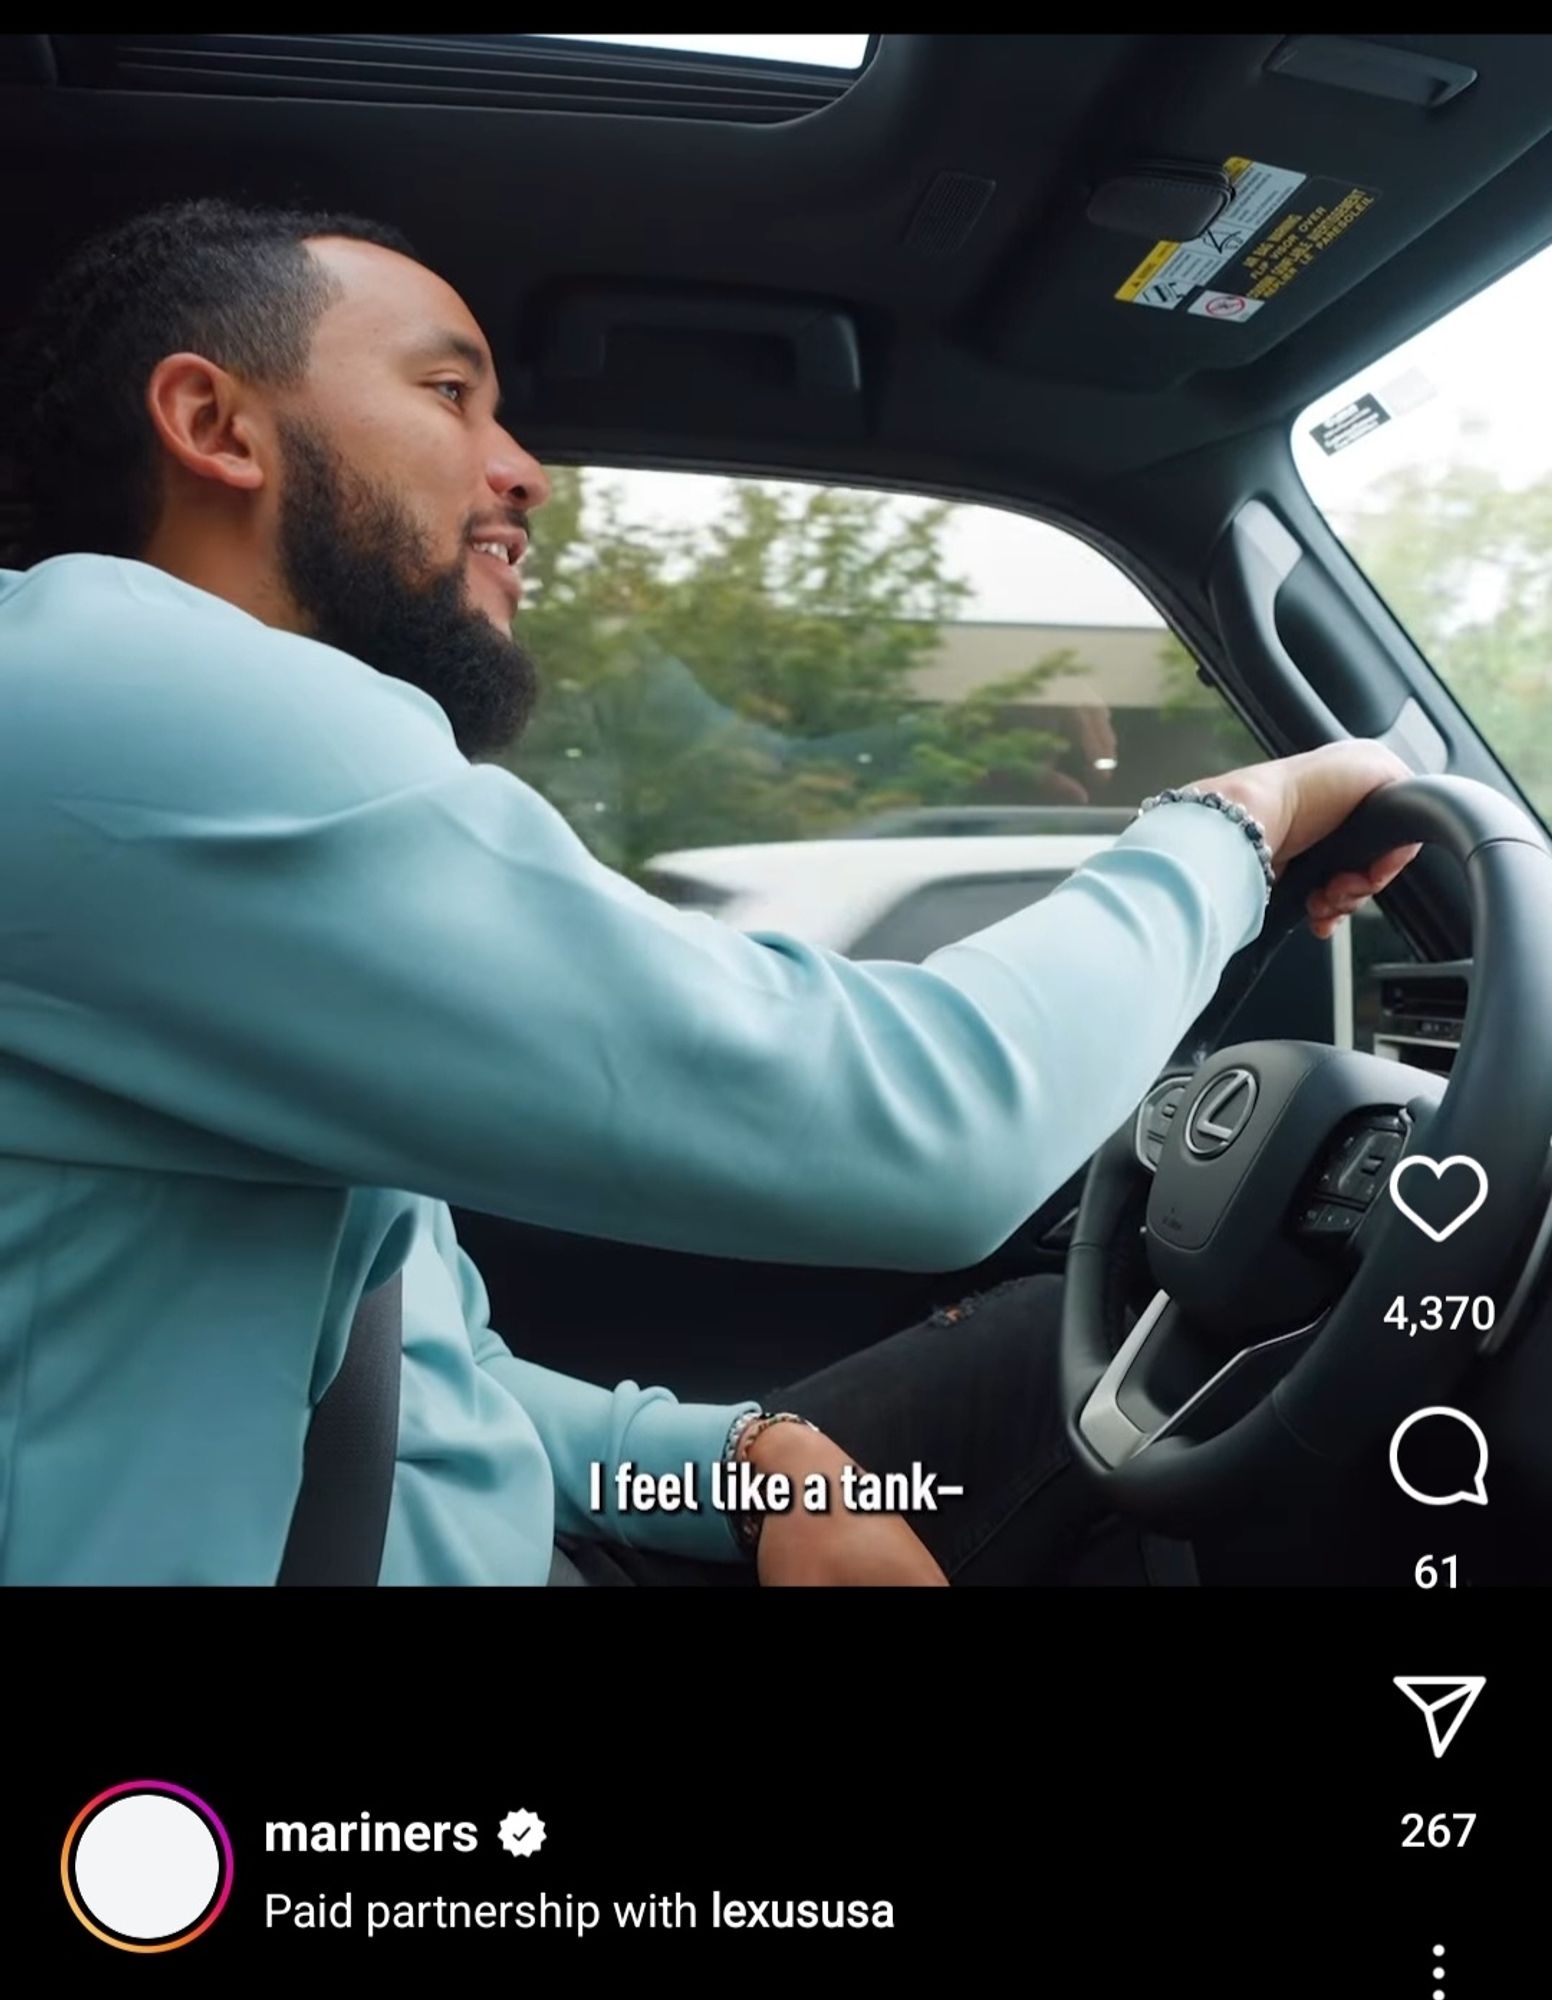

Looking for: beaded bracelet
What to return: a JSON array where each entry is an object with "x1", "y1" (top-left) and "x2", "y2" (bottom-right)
[
  {"x1": 721, "y1": 1409, "x2": 819, "y2": 1554},
  {"x1": 1137, "y1": 785, "x2": 1276, "y2": 898}
]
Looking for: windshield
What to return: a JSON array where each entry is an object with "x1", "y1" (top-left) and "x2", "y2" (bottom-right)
[{"x1": 1292, "y1": 239, "x2": 1552, "y2": 823}]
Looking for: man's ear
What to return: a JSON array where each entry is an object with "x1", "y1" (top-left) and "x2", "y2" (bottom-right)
[{"x1": 144, "y1": 353, "x2": 267, "y2": 495}]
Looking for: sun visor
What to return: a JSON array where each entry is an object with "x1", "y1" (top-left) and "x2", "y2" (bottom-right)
[{"x1": 974, "y1": 33, "x2": 1552, "y2": 392}]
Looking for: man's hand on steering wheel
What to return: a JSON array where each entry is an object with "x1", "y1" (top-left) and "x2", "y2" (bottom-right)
[
  {"x1": 1192, "y1": 740, "x2": 1421, "y2": 940},
  {"x1": 1062, "y1": 761, "x2": 1552, "y2": 1532}
]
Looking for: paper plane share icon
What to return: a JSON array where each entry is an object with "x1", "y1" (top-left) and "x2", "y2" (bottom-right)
[{"x1": 1394, "y1": 1677, "x2": 1486, "y2": 1758}]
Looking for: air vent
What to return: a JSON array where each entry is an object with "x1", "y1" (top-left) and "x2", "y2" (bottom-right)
[{"x1": 48, "y1": 33, "x2": 866, "y2": 124}]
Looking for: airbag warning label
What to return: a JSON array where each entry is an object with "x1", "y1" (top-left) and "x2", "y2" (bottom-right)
[{"x1": 1116, "y1": 157, "x2": 1379, "y2": 318}]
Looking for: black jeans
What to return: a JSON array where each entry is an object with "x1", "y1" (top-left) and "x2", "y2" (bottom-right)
[{"x1": 551, "y1": 1273, "x2": 1148, "y2": 1585}]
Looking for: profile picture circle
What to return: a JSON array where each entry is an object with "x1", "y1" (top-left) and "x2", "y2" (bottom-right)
[{"x1": 61, "y1": 1781, "x2": 233, "y2": 1952}]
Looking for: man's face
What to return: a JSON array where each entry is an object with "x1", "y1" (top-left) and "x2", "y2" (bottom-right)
[{"x1": 266, "y1": 236, "x2": 551, "y2": 760}]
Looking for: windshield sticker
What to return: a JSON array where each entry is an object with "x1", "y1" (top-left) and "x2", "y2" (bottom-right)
[
  {"x1": 1309, "y1": 393, "x2": 1391, "y2": 456},
  {"x1": 1374, "y1": 367, "x2": 1438, "y2": 418},
  {"x1": 1116, "y1": 157, "x2": 1379, "y2": 317}
]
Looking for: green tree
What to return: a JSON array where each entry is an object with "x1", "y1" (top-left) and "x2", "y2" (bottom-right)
[
  {"x1": 1158, "y1": 446, "x2": 1552, "y2": 821},
  {"x1": 504, "y1": 470, "x2": 1078, "y2": 874},
  {"x1": 1337, "y1": 457, "x2": 1552, "y2": 818}
]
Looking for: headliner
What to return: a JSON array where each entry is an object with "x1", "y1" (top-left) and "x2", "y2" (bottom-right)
[{"x1": 3, "y1": 32, "x2": 1550, "y2": 518}]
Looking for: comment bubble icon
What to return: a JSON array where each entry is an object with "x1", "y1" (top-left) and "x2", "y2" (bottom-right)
[{"x1": 1388, "y1": 1406, "x2": 1489, "y2": 1508}]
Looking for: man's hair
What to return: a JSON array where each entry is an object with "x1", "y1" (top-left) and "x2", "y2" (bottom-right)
[{"x1": 8, "y1": 196, "x2": 418, "y2": 563}]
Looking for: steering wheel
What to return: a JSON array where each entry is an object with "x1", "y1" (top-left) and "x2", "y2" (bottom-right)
[{"x1": 1060, "y1": 773, "x2": 1552, "y2": 1535}]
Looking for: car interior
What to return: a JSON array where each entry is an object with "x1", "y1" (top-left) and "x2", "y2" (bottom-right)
[{"x1": 5, "y1": 31, "x2": 1552, "y2": 1584}]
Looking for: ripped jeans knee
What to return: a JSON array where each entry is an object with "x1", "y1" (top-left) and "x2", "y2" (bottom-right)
[{"x1": 928, "y1": 1274, "x2": 1034, "y2": 1328}]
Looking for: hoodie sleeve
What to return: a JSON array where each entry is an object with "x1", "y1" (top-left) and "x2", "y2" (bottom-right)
[
  {"x1": 1, "y1": 556, "x2": 1267, "y2": 1276},
  {"x1": 425, "y1": 1201, "x2": 754, "y2": 1561}
]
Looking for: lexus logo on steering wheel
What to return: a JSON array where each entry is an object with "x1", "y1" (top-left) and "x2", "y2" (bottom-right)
[{"x1": 1185, "y1": 1068, "x2": 1259, "y2": 1158}]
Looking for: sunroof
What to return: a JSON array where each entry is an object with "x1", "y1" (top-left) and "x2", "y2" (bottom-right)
[{"x1": 533, "y1": 33, "x2": 872, "y2": 71}]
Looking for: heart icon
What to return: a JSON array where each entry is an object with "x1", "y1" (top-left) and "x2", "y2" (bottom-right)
[{"x1": 1388, "y1": 1155, "x2": 1489, "y2": 1243}]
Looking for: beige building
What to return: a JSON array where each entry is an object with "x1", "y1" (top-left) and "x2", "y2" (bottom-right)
[
  {"x1": 901, "y1": 618, "x2": 1248, "y2": 809},
  {"x1": 911, "y1": 620, "x2": 1174, "y2": 708}
]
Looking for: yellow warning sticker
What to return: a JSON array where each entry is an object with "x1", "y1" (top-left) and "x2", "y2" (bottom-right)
[
  {"x1": 1115, "y1": 156, "x2": 1378, "y2": 316},
  {"x1": 1114, "y1": 155, "x2": 1256, "y2": 303},
  {"x1": 1234, "y1": 184, "x2": 1379, "y2": 301}
]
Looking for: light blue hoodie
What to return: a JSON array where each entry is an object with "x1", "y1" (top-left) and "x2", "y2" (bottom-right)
[{"x1": 0, "y1": 555, "x2": 1265, "y2": 1583}]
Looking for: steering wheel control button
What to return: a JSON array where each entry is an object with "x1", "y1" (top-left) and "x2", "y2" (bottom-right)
[
  {"x1": 1394, "y1": 1676, "x2": 1486, "y2": 1759},
  {"x1": 1389, "y1": 1407, "x2": 1490, "y2": 1508},
  {"x1": 1135, "y1": 1076, "x2": 1191, "y2": 1172},
  {"x1": 1337, "y1": 1130, "x2": 1406, "y2": 1203},
  {"x1": 1297, "y1": 1199, "x2": 1361, "y2": 1241},
  {"x1": 1388, "y1": 1154, "x2": 1490, "y2": 1242},
  {"x1": 1313, "y1": 1115, "x2": 1410, "y2": 1201},
  {"x1": 1184, "y1": 1067, "x2": 1258, "y2": 1158},
  {"x1": 1314, "y1": 1130, "x2": 1365, "y2": 1195}
]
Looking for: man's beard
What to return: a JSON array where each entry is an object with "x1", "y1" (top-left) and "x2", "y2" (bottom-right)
[{"x1": 274, "y1": 416, "x2": 538, "y2": 760}]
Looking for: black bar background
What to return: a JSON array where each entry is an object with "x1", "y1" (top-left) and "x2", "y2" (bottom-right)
[{"x1": 5, "y1": 1589, "x2": 1526, "y2": 1992}]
